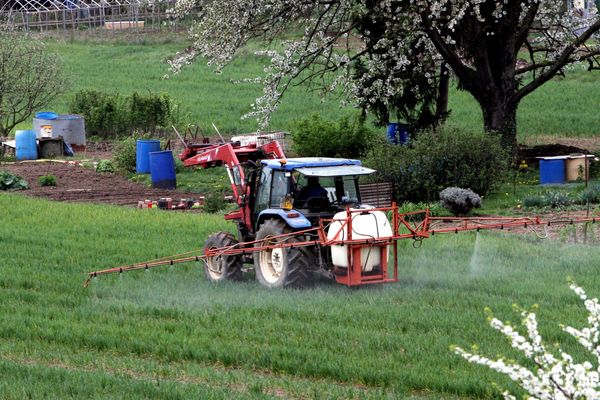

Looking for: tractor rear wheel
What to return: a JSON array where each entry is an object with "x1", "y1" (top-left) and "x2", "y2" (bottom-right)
[
  {"x1": 253, "y1": 219, "x2": 310, "y2": 288},
  {"x1": 204, "y1": 232, "x2": 243, "y2": 282}
]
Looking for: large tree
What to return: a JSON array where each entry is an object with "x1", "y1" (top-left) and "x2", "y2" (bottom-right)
[
  {"x1": 0, "y1": 26, "x2": 67, "y2": 137},
  {"x1": 170, "y1": 0, "x2": 600, "y2": 150}
]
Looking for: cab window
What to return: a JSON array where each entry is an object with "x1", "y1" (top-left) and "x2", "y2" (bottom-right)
[
  {"x1": 269, "y1": 170, "x2": 289, "y2": 207},
  {"x1": 255, "y1": 167, "x2": 272, "y2": 213}
]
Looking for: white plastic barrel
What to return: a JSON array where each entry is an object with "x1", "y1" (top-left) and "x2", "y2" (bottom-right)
[{"x1": 326, "y1": 210, "x2": 393, "y2": 272}]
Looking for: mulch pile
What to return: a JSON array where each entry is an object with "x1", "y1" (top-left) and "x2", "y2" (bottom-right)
[{"x1": 518, "y1": 143, "x2": 590, "y2": 166}]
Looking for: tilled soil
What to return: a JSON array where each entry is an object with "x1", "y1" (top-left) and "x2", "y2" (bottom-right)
[{"x1": 1, "y1": 161, "x2": 199, "y2": 206}]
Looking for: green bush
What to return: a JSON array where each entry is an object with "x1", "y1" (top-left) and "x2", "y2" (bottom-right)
[
  {"x1": 113, "y1": 136, "x2": 138, "y2": 173},
  {"x1": 523, "y1": 190, "x2": 574, "y2": 209},
  {"x1": 577, "y1": 184, "x2": 600, "y2": 204},
  {"x1": 69, "y1": 90, "x2": 178, "y2": 138},
  {"x1": 95, "y1": 160, "x2": 115, "y2": 174},
  {"x1": 70, "y1": 90, "x2": 126, "y2": 138},
  {"x1": 546, "y1": 191, "x2": 572, "y2": 208},
  {"x1": 174, "y1": 156, "x2": 185, "y2": 174},
  {"x1": 522, "y1": 194, "x2": 549, "y2": 208},
  {"x1": 364, "y1": 129, "x2": 509, "y2": 202},
  {"x1": 202, "y1": 192, "x2": 227, "y2": 214},
  {"x1": 129, "y1": 92, "x2": 175, "y2": 133},
  {"x1": 291, "y1": 113, "x2": 378, "y2": 158},
  {"x1": 38, "y1": 174, "x2": 57, "y2": 187}
]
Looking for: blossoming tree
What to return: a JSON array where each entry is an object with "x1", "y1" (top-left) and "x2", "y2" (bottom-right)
[{"x1": 170, "y1": 0, "x2": 600, "y2": 150}]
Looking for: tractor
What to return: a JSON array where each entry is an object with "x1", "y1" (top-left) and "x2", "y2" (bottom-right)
[{"x1": 180, "y1": 138, "x2": 386, "y2": 288}]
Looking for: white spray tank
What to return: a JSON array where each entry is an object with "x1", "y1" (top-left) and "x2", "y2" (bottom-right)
[{"x1": 326, "y1": 207, "x2": 393, "y2": 272}]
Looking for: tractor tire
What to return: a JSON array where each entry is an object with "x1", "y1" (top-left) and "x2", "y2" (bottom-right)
[
  {"x1": 253, "y1": 219, "x2": 310, "y2": 288},
  {"x1": 204, "y1": 232, "x2": 243, "y2": 282}
]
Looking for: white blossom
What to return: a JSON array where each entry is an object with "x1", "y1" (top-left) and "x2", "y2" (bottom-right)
[
  {"x1": 455, "y1": 283, "x2": 600, "y2": 399},
  {"x1": 168, "y1": 0, "x2": 600, "y2": 129}
]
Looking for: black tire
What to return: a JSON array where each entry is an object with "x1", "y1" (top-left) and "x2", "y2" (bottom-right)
[
  {"x1": 203, "y1": 232, "x2": 243, "y2": 282},
  {"x1": 253, "y1": 219, "x2": 310, "y2": 288}
]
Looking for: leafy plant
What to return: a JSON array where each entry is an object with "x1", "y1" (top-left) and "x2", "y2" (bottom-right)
[
  {"x1": 113, "y1": 133, "x2": 157, "y2": 173},
  {"x1": 291, "y1": 113, "x2": 378, "y2": 159},
  {"x1": 202, "y1": 192, "x2": 228, "y2": 214},
  {"x1": 0, "y1": 171, "x2": 29, "y2": 190},
  {"x1": 522, "y1": 190, "x2": 574, "y2": 209},
  {"x1": 578, "y1": 184, "x2": 600, "y2": 204},
  {"x1": 174, "y1": 156, "x2": 185, "y2": 174},
  {"x1": 546, "y1": 191, "x2": 572, "y2": 208},
  {"x1": 38, "y1": 174, "x2": 57, "y2": 187},
  {"x1": 397, "y1": 201, "x2": 445, "y2": 217},
  {"x1": 522, "y1": 194, "x2": 549, "y2": 208},
  {"x1": 95, "y1": 160, "x2": 115, "y2": 174},
  {"x1": 439, "y1": 187, "x2": 481, "y2": 216}
]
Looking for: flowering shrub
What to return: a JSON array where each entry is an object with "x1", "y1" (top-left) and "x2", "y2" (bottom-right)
[
  {"x1": 454, "y1": 282, "x2": 600, "y2": 399},
  {"x1": 439, "y1": 187, "x2": 481, "y2": 216}
]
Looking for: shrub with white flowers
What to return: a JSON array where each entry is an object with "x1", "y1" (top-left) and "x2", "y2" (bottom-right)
[{"x1": 454, "y1": 282, "x2": 600, "y2": 400}]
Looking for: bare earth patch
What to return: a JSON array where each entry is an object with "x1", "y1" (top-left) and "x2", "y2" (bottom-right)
[{"x1": 1, "y1": 161, "x2": 198, "y2": 206}]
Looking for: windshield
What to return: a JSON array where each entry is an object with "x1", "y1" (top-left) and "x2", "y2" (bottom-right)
[{"x1": 292, "y1": 173, "x2": 359, "y2": 207}]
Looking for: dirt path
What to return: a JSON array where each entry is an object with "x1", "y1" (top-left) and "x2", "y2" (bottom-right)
[{"x1": 1, "y1": 161, "x2": 198, "y2": 207}]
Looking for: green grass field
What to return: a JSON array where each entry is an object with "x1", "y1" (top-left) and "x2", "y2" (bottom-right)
[
  {"x1": 2, "y1": 193, "x2": 600, "y2": 399},
  {"x1": 31, "y1": 39, "x2": 600, "y2": 139}
]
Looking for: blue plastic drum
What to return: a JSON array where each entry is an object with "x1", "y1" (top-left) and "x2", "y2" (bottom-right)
[
  {"x1": 539, "y1": 159, "x2": 565, "y2": 184},
  {"x1": 15, "y1": 130, "x2": 38, "y2": 161},
  {"x1": 149, "y1": 151, "x2": 176, "y2": 189},
  {"x1": 136, "y1": 139, "x2": 161, "y2": 174},
  {"x1": 386, "y1": 123, "x2": 409, "y2": 145}
]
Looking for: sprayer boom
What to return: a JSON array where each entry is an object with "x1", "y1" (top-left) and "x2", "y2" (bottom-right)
[{"x1": 84, "y1": 206, "x2": 600, "y2": 288}]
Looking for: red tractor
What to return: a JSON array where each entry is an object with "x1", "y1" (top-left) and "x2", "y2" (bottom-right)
[{"x1": 180, "y1": 139, "x2": 387, "y2": 288}]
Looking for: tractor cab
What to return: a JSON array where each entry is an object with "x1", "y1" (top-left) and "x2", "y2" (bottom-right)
[{"x1": 252, "y1": 158, "x2": 375, "y2": 230}]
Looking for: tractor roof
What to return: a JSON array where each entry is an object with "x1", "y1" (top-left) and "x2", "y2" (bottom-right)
[
  {"x1": 262, "y1": 157, "x2": 361, "y2": 171},
  {"x1": 261, "y1": 157, "x2": 375, "y2": 176}
]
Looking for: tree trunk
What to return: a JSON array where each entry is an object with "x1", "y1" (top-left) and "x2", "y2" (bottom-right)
[
  {"x1": 435, "y1": 62, "x2": 449, "y2": 118},
  {"x1": 481, "y1": 100, "x2": 518, "y2": 159}
]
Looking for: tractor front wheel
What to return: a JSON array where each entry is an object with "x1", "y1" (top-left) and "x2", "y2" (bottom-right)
[
  {"x1": 253, "y1": 219, "x2": 310, "y2": 288},
  {"x1": 204, "y1": 232, "x2": 243, "y2": 282}
]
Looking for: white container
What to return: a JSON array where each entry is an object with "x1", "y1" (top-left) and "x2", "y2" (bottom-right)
[
  {"x1": 230, "y1": 135, "x2": 258, "y2": 146},
  {"x1": 326, "y1": 209, "x2": 393, "y2": 272},
  {"x1": 33, "y1": 114, "x2": 86, "y2": 147}
]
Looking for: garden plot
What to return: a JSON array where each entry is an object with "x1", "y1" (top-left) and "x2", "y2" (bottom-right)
[{"x1": 1, "y1": 162, "x2": 195, "y2": 206}]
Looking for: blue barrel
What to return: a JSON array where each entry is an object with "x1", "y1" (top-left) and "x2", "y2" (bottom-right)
[
  {"x1": 15, "y1": 130, "x2": 38, "y2": 161},
  {"x1": 386, "y1": 123, "x2": 409, "y2": 145},
  {"x1": 149, "y1": 151, "x2": 176, "y2": 189},
  {"x1": 539, "y1": 159, "x2": 565, "y2": 184},
  {"x1": 136, "y1": 139, "x2": 161, "y2": 174}
]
